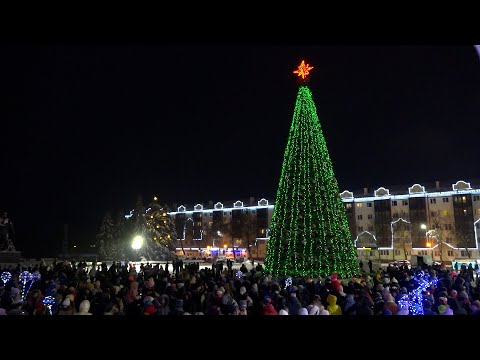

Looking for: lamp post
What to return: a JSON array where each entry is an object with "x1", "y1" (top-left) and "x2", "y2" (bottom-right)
[
  {"x1": 132, "y1": 235, "x2": 143, "y2": 261},
  {"x1": 421, "y1": 224, "x2": 433, "y2": 261}
]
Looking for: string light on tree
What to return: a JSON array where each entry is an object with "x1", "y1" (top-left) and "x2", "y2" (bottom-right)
[
  {"x1": 1, "y1": 271, "x2": 11, "y2": 286},
  {"x1": 265, "y1": 60, "x2": 359, "y2": 278}
]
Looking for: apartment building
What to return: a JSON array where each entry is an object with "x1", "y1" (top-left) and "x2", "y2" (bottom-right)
[{"x1": 168, "y1": 180, "x2": 480, "y2": 263}]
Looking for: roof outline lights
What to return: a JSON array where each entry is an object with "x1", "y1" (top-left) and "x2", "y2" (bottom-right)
[
  {"x1": 257, "y1": 198, "x2": 269, "y2": 206},
  {"x1": 473, "y1": 218, "x2": 480, "y2": 250},
  {"x1": 194, "y1": 204, "x2": 203, "y2": 211},
  {"x1": 214, "y1": 202, "x2": 224, "y2": 210},
  {"x1": 374, "y1": 187, "x2": 390, "y2": 197},
  {"x1": 233, "y1": 200, "x2": 244, "y2": 208},
  {"x1": 452, "y1": 180, "x2": 472, "y2": 191},
  {"x1": 178, "y1": 205, "x2": 186, "y2": 212},
  {"x1": 355, "y1": 231, "x2": 377, "y2": 248},
  {"x1": 340, "y1": 190, "x2": 354, "y2": 199},
  {"x1": 408, "y1": 184, "x2": 425, "y2": 194},
  {"x1": 391, "y1": 218, "x2": 411, "y2": 249}
]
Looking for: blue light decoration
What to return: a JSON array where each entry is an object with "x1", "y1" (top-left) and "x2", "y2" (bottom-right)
[
  {"x1": 236, "y1": 270, "x2": 243, "y2": 279},
  {"x1": 1, "y1": 271, "x2": 12, "y2": 286},
  {"x1": 43, "y1": 296, "x2": 56, "y2": 315},
  {"x1": 406, "y1": 271, "x2": 439, "y2": 315},
  {"x1": 26, "y1": 271, "x2": 42, "y2": 295},
  {"x1": 19, "y1": 271, "x2": 32, "y2": 300},
  {"x1": 284, "y1": 277, "x2": 292, "y2": 289}
]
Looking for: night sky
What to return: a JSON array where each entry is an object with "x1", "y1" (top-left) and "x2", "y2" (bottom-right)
[{"x1": 1, "y1": 45, "x2": 479, "y2": 257}]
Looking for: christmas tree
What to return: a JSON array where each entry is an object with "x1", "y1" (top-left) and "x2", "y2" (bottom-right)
[
  {"x1": 131, "y1": 194, "x2": 160, "y2": 261},
  {"x1": 264, "y1": 60, "x2": 359, "y2": 279},
  {"x1": 145, "y1": 197, "x2": 178, "y2": 260},
  {"x1": 96, "y1": 212, "x2": 114, "y2": 261}
]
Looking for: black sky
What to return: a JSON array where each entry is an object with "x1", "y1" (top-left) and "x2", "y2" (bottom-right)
[{"x1": 1, "y1": 45, "x2": 479, "y2": 257}]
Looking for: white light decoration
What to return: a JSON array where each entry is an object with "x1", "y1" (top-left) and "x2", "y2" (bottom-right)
[
  {"x1": 194, "y1": 204, "x2": 203, "y2": 211},
  {"x1": 233, "y1": 200, "x2": 244, "y2": 208},
  {"x1": 473, "y1": 218, "x2": 480, "y2": 250},
  {"x1": 452, "y1": 180, "x2": 472, "y2": 191},
  {"x1": 374, "y1": 187, "x2": 390, "y2": 197},
  {"x1": 340, "y1": 190, "x2": 354, "y2": 199},
  {"x1": 178, "y1": 205, "x2": 186, "y2": 212},
  {"x1": 284, "y1": 277, "x2": 292, "y2": 289},
  {"x1": 408, "y1": 184, "x2": 425, "y2": 194},
  {"x1": 132, "y1": 235, "x2": 143, "y2": 250},
  {"x1": 257, "y1": 198, "x2": 269, "y2": 206},
  {"x1": 355, "y1": 231, "x2": 377, "y2": 248},
  {"x1": 390, "y1": 218, "x2": 411, "y2": 249},
  {"x1": 214, "y1": 202, "x2": 224, "y2": 210}
]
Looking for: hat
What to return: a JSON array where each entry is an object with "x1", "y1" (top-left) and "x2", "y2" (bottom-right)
[
  {"x1": 239, "y1": 300, "x2": 247, "y2": 308},
  {"x1": 239, "y1": 286, "x2": 246, "y2": 295},
  {"x1": 279, "y1": 309, "x2": 289, "y2": 315},
  {"x1": 297, "y1": 308, "x2": 308, "y2": 315},
  {"x1": 61, "y1": 298, "x2": 71, "y2": 307}
]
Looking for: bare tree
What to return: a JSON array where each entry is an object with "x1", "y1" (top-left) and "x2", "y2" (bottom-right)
[
  {"x1": 429, "y1": 215, "x2": 455, "y2": 262},
  {"x1": 239, "y1": 212, "x2": 258, "y2": 263},
  {"x1": 392, "y1": 220, "x2": 411, "y2": 261}
]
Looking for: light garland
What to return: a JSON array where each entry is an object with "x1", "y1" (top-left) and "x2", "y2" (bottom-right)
[
  {"x1": 404, "y1": 271, "x2": 439, "y2": 315},
  {"x1": 264, "y1": 75, "x2": 358, "y2": 278},
  {"x1": 26, "y1": 271, "x2": 42, "y2": 295},
  {"x1": 1, "y1": 271, "x2": 12, "y2": 286},
  {"x1": 236, "y1": 270, "x2": 243, "y2": 279}
]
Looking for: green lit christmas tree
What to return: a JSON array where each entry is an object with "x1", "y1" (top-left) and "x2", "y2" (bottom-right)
[{"x1": 264, "y1": 60, "x2": 359, "y2": 279}]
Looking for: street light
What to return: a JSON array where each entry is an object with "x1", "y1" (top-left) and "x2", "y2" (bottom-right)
[
  {"x1": 421, "y1": 224, "x2": 433, "y2": 261},
  {"x1": 132, "y1": 235, "x2": 143, "y2": 250}
]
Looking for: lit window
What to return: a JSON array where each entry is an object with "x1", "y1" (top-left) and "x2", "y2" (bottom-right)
[
  {"x1": 430, "y1": 198, "x2": 437, "y2": 204},
  {"x1": 402, "y1": 200, "x2": 408, "y2": 206},
  {"x1": 356, "y1": 203, "x2": 363, "y2": 208},
  {"x1": 367, "y1": 214, "x2": 373, "y2": 219}
]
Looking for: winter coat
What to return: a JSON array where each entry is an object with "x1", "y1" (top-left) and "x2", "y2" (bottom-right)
[{"x1": 326, "y1": 294, "x2": 342, "y2": 315}]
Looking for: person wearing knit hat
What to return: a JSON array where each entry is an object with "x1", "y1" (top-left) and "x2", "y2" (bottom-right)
[
  {"x1": 297, "y1": 307, "x2": 308, "y2": 315},
  {"x1": 279, "y1": 309, "x2": 289, "y2": 315},
  {"x1": 438, "y1": 305, "x2": 453, "y2": 315}
]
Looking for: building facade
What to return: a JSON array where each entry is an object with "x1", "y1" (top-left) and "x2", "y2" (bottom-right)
[{"x1": 168, "y1": 180, "x2": 480, "y2": 263}]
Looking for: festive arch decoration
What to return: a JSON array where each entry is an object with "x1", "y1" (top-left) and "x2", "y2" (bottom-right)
[
  {"x1": 355, "y1": 231, "x2": 378, "y2": 248},
  {"x1": 177, "y1": 205, "x2": 186, "y2": 212},
  {"x1": 194, "y1": 204, "x2": 203, "y2": 211},
  {"x1": 214, "y1": 202, "x2": 224, "y2": 210},
  {"x1": 257, "y1": 198, "x2": 269, "y2": 206},
  {"x1": 233, "y1": 200, "x2": 244, "y2": 208}
]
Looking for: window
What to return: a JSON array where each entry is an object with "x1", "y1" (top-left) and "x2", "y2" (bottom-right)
[
  {"x1": 430, "y1": 198, "x2": 437, "y2": 204},
  {"x1": 380, "y1": 250, "x2": 390, "y2": 256},
  {"x1": 392, "y1": 201, "x2": 397, "y2": 206},
  {"x1": 346, "y1": 203, "x2": 352, "y2": 208},
  {"x1": 462, "y1": 196, "x2": 467, "y2": 202},
  {"x1": 447, "y1": 250, "x2": 454, "y2": 257},
  {"x1": 367, "y1": 214, "x2": 373, "y2": 219},
  {"x1": 430, "y1": 211, "x2": 437, "y2": 218},
  {"x1": 367, "y1": 202, "x2": 372, "y2": 207},
  {"x1": 356, "y1": 203, "x2": 363, "y2": 208},
  {"x1": 461, "y1": 250, "x2": 470, "y2": 257},
  {"x1": 446, "y1": 237, "x2": 452, "y2": 243},
  {"x1": 405, "y1": 250, "x2": 411, "y2": 256},
  {"x1": 434, "y1": 251, "x2": 439, "y2": 257},
  {"x1": 475, "y1": 209, "x2": 480, "y2": 216},
  {"x1": 474, "y1": 196, "x2": 480, "y2": 201},
  {"x1": 443, "y1": 197, "x2": 449, "y2": 203},
  {"x1": 444, "y1": 224, "x2": 452, "y2": 230},
  {"x1": 418, "y1": 250, "x2": 428, "y2": 256},
  {"x1": 368, "y1": 225, "x2": 374, "y2": 231},
  {"x1": 394, "y1": 250, "x2": 401, "y2": 256},
  {"x1": 357, "y1": 226, "x2": 364, "y2": 232},
  {"x1": 357, "y1": 214, "x2": 363, "y2": 220},
  {"x1": 463, "y1": 209, "x2": 467, "y2": 215},
  {"x1": 402, "y1": 200, "x2": 408, "y2": 206}
]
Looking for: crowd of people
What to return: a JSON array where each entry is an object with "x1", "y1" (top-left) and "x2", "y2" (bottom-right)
[{"x1": 1, "y1": 259, "x2": 479, "y2": 316}]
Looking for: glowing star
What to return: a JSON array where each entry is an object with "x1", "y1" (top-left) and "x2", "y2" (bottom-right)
[{"x1": 293, "y1": 60, "x2": 313, "y2": 79}]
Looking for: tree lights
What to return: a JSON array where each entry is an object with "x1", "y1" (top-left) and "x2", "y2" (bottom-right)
[{"x1": 264, "y1": 61, "x2": 358, "y2": 278}]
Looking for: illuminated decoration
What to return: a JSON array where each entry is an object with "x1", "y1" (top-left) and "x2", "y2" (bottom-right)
[
  {"x1": 408, "y1": 184, "x2": 426, "y2": 194},
  {"x1": 19, "y1": 271, "x2": 32, "y2": 300},
  {"x1": 475, "y1": 45, "x2": 480, "y2": 59},
  {"x1": 284, "y1": 277, "x2": 293, "y2": 289},
  {"x1": 179, "y1": 218, "x2": 203, "y2": 241},
  {"x1": 1, "y1": 271, "x2": 12, "y2": 286},
  {"x1": 236, "y1": 270, "x2": 243, "y2": 279},
  {"x1": 194, "y1": 204, "x2": 203, "y2": 211},
  {"x1": 233, "y1": 201, "x2": 244, "y2": 208},
  {"x1": 177, "y1": 205, "x2": 186, "y2": 212},
  {"x1": 293, "y1": 60, "x2": 314, "y2": 80},
  {"x1": 258, "y1": 198, "x2": 269, "y2": 206},
  {"x1": 214, "y1": 202, "x2": 224, "y2": 210},
  {"x1": 374, "y1": 187, "x2": 390, "y2": 197},
  {"x1": 26, "y1": 271, "x2": 41, "y2": 295},
  {"x1": 144, "y1": 200, "x2": 178, "y2": 260},
  {"x1": 153, "y1": 196, "x2": 158, "y2": 201},
  {"x1": 264, "y1": 74, "x2": 358, "y2": 278},
  {"x1": 452, "y1": 180, "x2": 472, "y2": 191},
  {"x1": 340, "y1": 190, "x2": 354, "y2": 199},
  {"x1": 405, "y1": 272, "x2": 439, "y2": 315},
  {"x1": 43, "y1": 296, "x2": 56, "y2": 315},
  {"x1": 390, "y1": 218, "x2": 411, "y2": 250},
  {"x1": 355, "y1": 231, "x2": 377, "y2": 248}
]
